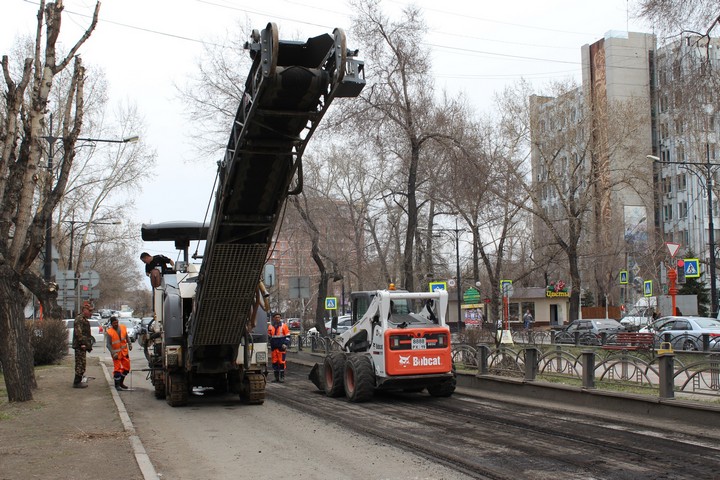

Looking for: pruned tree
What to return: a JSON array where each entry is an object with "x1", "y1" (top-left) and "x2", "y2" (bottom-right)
[{"x1": 0, "y1": 1, "x2": 100, "y2": 402}]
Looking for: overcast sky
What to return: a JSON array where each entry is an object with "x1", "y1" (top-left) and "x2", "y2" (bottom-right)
[{"x1": 2, "y1": 0, "x2": 650, "y2": 272}]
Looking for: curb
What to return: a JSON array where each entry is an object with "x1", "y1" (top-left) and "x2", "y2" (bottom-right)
[{"x1": 100, "y1": 359, "x2": 159, "y2": 480}]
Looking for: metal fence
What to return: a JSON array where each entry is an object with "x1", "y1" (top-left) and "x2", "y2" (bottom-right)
[{"x1": 290, "y1": 328, "x2": 720, "y2": 400}]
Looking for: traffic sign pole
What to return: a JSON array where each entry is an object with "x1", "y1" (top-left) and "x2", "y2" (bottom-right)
[{"x1": 668, "y1": 268, "x2": 677, "y2": 316}]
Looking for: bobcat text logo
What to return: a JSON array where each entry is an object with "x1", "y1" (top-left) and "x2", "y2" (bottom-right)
[
  {"x1": 413, "y1": 356, "x2": 441, "y2": 366},
  {"x1": 398, "y1": 355, "x2": 442, "y2": 367}
]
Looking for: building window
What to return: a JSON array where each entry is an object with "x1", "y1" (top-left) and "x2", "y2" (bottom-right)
[
  {"x1": 676, "y1": 144, "x2": 685, "y2": 162},
  {"x1": 660, "y1": 123, "x2": 669, "y2": 140},
  {"x1": 677, "y1": 173, "x2": 686, "y2": 191},
  {"x1": 679, "y1": 201, "x2": 688, "y2": 219},
  {"x1": 675, "y1": 119, "x2": 684, "y2": 134},
  {"x1": 664, "y1": 204, "x2": 673, "y2": 221},
  {"x1": 662, "y1": 176, "x2": 673, "y2": 195}
]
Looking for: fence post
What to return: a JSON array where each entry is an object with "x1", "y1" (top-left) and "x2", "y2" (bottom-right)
[
  {"x1": 524, "y1": 347, "x2": 539, "y2": 381},
  {"x1": 702, "y1": 333, "x2": 710, "y2": 352},
  {"x1": 581, "y1": 349, "x2": 595, "y2": 389},
  {"x1": 658, "y1": 352, "x2": 675, "y2": 399},
  {"x1": 476, "y1": 344, "x2": 490, "y2": 375},
  {"x1": 573, "y1": 331, "x2": 580, "y2": 346}
]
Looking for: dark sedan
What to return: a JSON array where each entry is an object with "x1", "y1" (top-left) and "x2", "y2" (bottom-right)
[{"x1": 555, "y1": 318, "x2": 625, "y2": 345}]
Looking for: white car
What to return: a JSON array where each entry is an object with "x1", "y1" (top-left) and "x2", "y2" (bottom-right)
[
  {"x1": 64, "y1": 318, "x2": 104, "y2": 346},
  {"x1": 307, "y1": 315, "x2": 353, "y2": 336}
]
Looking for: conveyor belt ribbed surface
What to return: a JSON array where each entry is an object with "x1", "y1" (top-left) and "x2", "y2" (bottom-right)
[{"x1": 191, "y1": 244, "x2": 267, "y2": 345}]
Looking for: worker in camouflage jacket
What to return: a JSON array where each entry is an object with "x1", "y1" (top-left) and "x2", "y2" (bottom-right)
[{"x1": 72, "y1": 301, "x2": 94, "y2": 388}]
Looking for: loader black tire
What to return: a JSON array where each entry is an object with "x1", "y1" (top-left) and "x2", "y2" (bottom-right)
[
  {"x1": 427, "y1": 379, "x2": 456, "y2": 397},
  {"x1": 343, "y1": 354, "x2": 375, "y2": 403},
  {"x1": 323, "y1": 352, "x2": 346, "y2": 397},
  {"x1": 427, "y1": 365, "x2": 457, "y2": 398}
]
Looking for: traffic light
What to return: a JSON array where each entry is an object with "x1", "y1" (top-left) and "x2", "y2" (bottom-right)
[{"x1": 676, "y1": 259, "x2": 686, "y2": 284}]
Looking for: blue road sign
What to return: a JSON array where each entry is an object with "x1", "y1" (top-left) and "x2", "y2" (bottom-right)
[
  {"x1": 619, "y1": 270, "x2": 628, "y2": 284},
  {"x1": 429, "y1": 281, "x2": 447, "y2": 292},
  {"x1": 644, "y1": 280, "x2": 653, "y2": 297},
  {"x1": 684, "y1": 258, "x2": 700, "y2": 278},
  {"x1": 325, "y1": 297, "x2": 338, "y2": 310}
]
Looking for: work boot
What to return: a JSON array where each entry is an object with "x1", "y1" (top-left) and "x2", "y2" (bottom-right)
[
  {"x1": 272, "y1": 371, "x2": 280, "y2": 383},
  {"x1": 73, "y1": 374, "x2": 88, "y2": 389},
  {"x1": 119, "y1": 376, "x2": 129, "y2": 390},
  {"x1": 279, "y1": 371, "x2": 285, "y2": 383},
  {"x1": 114, "y1": 378, "x2": 122, "y2": 390}
]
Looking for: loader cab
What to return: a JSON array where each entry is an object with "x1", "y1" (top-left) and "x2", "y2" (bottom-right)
[{"x1": 351, "y1": 288, "x2": 411, "y2": 324}]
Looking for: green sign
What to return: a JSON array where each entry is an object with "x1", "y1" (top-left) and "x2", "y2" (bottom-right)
[{"x1": 463, "y1": 288, "x2": 481, "y2": 304}]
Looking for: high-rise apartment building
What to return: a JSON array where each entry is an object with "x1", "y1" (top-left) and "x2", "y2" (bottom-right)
[{"x1": 530, "y1": 31, "x2": 720, "y2": 309}]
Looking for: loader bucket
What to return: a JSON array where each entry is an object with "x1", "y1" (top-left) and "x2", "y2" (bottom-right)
[{"x1": 308, "y1": 363, "x2": 325, "y2": 391}]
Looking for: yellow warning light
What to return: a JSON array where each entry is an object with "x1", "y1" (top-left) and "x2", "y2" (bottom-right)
[{"x1": 388, "y1": 283, "x2": 396, "y2": 290}]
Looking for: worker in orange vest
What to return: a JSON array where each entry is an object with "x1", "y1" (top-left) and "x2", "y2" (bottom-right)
[
  {"x1": 268, "y1": 313, "x2": 290, "y2": 382},
  {"x1": 106, "y1": 316, "x2": 132, "y2": 390}
]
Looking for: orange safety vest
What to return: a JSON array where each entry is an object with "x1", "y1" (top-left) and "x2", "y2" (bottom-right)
[
  {"x1": 107, "y1": 324, "x2": 129, "y2": 356},
  {"x1": 268, "y1": 323, "x2": 289, "y2": 350}
]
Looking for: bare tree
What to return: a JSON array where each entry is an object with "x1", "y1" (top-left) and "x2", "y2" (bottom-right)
[
  {"x1": 497, "y1": 79, "x2": 651, "y2": 321},
  {"x1": 0, "y1": 1, "x2": 100, "y2": 402},
  {"x1": 348, "y1": 0, "x2": 453, "y2": 291},
  {"x1": 635, "y1": 1, "x2": 719, "y2": 38}
]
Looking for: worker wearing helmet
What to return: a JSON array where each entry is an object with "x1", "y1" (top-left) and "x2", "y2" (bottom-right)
[
  {"x1": 268, "y1": 313, "x2": 290, "y2": 382},
  {"x1": 106, "y1": 316, "x2": 132, "y2": 390}
]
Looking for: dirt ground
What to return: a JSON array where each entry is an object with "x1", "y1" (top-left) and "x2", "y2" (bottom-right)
[{"x1": 0, "y1": 355, "x2": 142, "y2": 480}]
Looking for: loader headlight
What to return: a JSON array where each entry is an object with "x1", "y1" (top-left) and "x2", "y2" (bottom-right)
[{"x1": 256, "y1": 351, "x2": 267, "y2": 363}]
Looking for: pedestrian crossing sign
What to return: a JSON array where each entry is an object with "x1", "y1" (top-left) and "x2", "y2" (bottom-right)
[
  {"x1": 619, "y1": 270, "x2": 628, "y2": 284},
  {"x1": 643, "y1": 280, "x2": 653, "y2": 297},
  {"x1": 325, "y1": 297, "x2": 338, "y2": 310},
  {"x1": 684, "y1": 258, "x2": 700, "y2": 278}
]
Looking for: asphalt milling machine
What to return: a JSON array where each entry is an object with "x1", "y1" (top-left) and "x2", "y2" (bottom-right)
[
  {"x1": 309, "y1": 287, "x2": 457, "y2": 402},
  {"x1": 140, "y1": 23, "x2": 365, "y2": 406}
]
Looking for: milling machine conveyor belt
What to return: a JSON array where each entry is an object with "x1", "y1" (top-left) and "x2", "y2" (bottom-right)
[{"x1": 190, "y1": 23, "x2": 364, "y2": 347}]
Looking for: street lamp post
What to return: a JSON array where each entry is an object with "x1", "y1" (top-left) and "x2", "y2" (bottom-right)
[
  {"x1": 432, "y1": 219, "x2": 464, "y2": 332},
  {"x1": 41, "y1": 118, "x2": 138, "y2": 282},
  {"x1": 648, "y1": 150, "x2": 718, "y2": 316},
  {"x1": 65, "y1": 219, "x2": 120, "y2": 316}
]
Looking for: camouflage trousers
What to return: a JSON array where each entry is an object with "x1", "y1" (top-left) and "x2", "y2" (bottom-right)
[{"x1": 74, "y1": 349, "x2": 87, "y2": 376}]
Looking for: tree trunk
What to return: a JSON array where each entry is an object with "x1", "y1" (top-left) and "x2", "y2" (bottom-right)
[{"x1": 0, "y1": 266, "x2": 36, "y2": 401}]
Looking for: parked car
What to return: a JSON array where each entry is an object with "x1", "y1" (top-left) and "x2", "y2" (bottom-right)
[
  {"x1": 307, "y1": 315, "x2": 353, "y2": 336},
  {"x1": 287, "y1": 317, "x2": 302, "y2": 331},
  {"x1": 119, "y1": 318, "x2": 140, "y2": 343},
  {"x1": 103, "y1": 318, "x2": 141, "y2": 343},
  {"x1": 639, "y1": 316, "x2": 720, "y2": 350},
  {"x1": 64, "y1": 318, "x2": 104, "y2": 346},
  {"x1": 555, "y1": 318, "x2": 625, "y2": 345}
]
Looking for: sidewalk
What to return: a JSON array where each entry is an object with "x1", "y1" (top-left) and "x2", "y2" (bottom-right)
[{"x1": 0, "y1": 355, "x2": 149, "y2": 480}]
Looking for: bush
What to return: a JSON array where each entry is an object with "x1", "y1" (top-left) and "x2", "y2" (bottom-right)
[{"x1": 26, "y1": 319, "x2": 68, "y2": 366}]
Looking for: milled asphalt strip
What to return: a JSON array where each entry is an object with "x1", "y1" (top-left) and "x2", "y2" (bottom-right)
[{"x1": 100, "y1": 360, "x2": 159, "y2": 480}]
